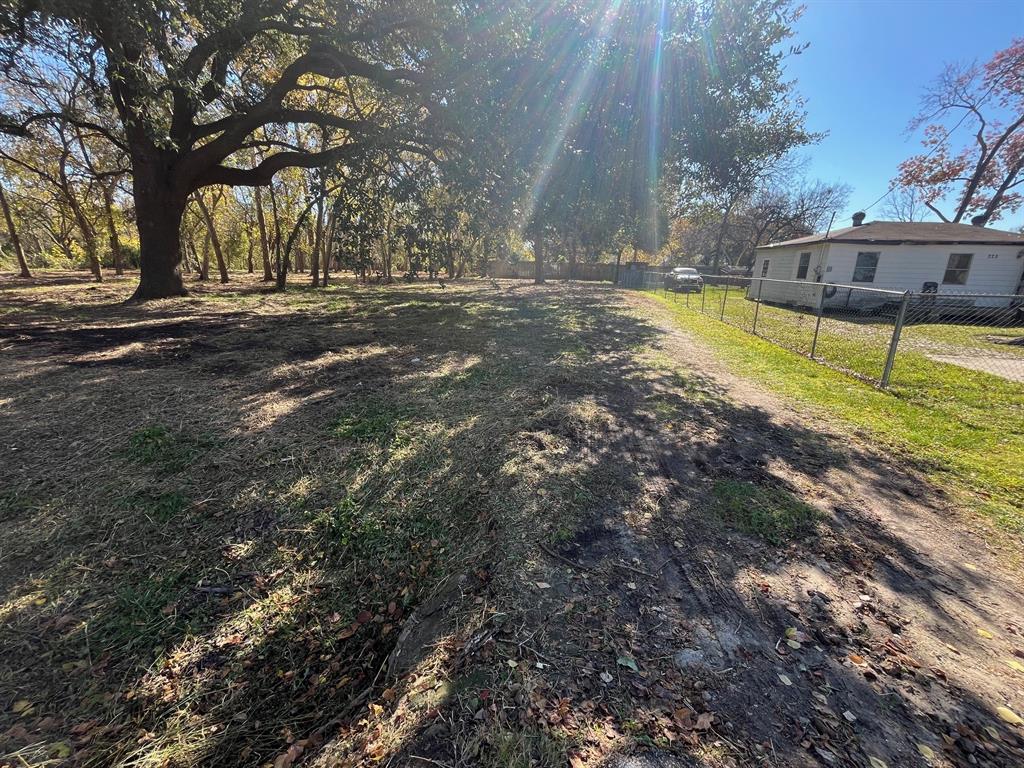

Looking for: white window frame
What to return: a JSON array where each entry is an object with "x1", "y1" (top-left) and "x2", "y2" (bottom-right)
[
  {"x1": 796, "y1": 252, "x2": 811, "y2": 280},
  {"x1": 852, "y1": 252, "x2": 880, "y2": 283},
  {"x1": 943, "y1": 253, "x2": 973, "y2": 285}
]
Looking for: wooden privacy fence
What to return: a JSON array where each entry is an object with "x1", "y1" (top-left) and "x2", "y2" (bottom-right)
[{"x1": 484, "y1": 260, "x2": 620, "y2": 282}]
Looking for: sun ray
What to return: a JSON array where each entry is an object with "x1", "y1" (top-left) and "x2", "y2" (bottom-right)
[{"x1": 518, "y1": 0, "x2": 625, "y2": 233}]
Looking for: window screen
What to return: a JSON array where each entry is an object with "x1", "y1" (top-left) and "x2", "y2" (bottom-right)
[
  {"x1": 761, "y1": 259, "x2": 770, "y2": 277},
  {"x1": 943, "y1": 253, "x2": 972, "y2": 285},
  {"x1": 796, "y1": 252, "x2": 811, "y2": 280},
  {"x1": 852, "y1": 252, "x2": 879, "y2": 283}
]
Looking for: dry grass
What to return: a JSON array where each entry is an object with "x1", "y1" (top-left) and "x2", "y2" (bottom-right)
[
  {"x1": 0, "y1": 273, "x2": 656, "y2": 767},
  {"x1": 6, "y1": 273, "x2": 1022, "y2": 768}
]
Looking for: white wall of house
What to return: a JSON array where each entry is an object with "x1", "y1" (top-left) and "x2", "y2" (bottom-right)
[
  {"x1": 749, "y1": 245, "x2": 829, "y2": 306},
  {"x1": 751, "y1": 241, "x2": 1024, "y2": 308},
  {"x1": 822, "y1": 243, "x2": 1024, "y2": 295}
]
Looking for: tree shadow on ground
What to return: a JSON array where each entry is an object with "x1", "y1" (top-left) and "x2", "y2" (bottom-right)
[{"x1": 0, "y1": 277, "x2": 1020, "y2": 767}]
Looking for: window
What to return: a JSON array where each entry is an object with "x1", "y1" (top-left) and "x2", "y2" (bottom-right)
[
  {"x1": 943, "y1": 253, "x2": 973, "y2": 285},
  {"x1": 761, "y1": 259, "x2": 770, "y2": 277},
  {"x1": 796, "y1": 252, "x2": 811, "y2": 280},
  {"x1": 852, "y1": 252, "x2": 879, "y2": 283}
]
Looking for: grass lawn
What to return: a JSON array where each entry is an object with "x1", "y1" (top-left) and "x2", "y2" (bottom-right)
[
  {"x1": 4, "y1": 274, "x2": 1024, "y2": 768},
  {"x1": 653, "y1": 290, "x2": 1024, "y2": 536},
  {"x1": 0, "y1": 275, "x2": 662, "y2": 766}
]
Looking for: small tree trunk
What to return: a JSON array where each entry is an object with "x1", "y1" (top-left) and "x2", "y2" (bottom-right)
[
  {"x1": 199, "y1": 230, "x2": 211, "y2": 281},
  {"x1": 269, "y1": 182, "x2": 288, "y2": 291},
  {"x1": 310, "y1": 192, "x2": 324, "y2": 287},
  {"x1": 321, "y1": 207, "x2": 335, "y2": 287},
  {"x1": 101, "y1": 184, "x2": 124, "y2": 276},
  {"x1": 614, "y1": 246, "x2": 624, "y2": 284},
  {"x1": 255, "y1": 186, "x2": 274, "y2": 281},
  {"x1": 182, "y1": 229, "x2": 197, "y2": 273},
  {"x1": 534, "y1": 232, "x2": 546, "y2": 285},
  {"x1": 246, "y1": 236, "x2": 254, "y2": 273},
  {"x1": 195, "y1": 193, "x2": 229, "y2": 284},
  {"x1": 0, "y1": 183, "x2": 30, "y2": 278},
  {"x1": 66, "y1": 195, "x2": 101, "y2": 282},
  {"x1": 711, "y1": 197, "x2": 736, "y2": 275}
]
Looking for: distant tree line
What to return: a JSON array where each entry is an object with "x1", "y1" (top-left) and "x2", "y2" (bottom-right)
[{"x1": 0, "y1": 1, "x2": 855, "y2": 294}]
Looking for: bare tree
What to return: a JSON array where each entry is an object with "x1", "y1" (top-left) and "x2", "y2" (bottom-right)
[{"x1": 881, "y1": 187, "x2": 927, "y2": 222}]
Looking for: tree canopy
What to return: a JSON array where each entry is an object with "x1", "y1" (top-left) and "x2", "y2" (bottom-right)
[{"x1": 0, "y1": 0, "x2": 817, "y2": 295}]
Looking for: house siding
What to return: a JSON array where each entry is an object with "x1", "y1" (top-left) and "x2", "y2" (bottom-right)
[
  {"x1": 751, "y1": 241, "x2": 1024, "y2": 309},
  {"x1": 823, "y1": 243, "x2": 1024, "y2": 295},
  {"x1": 749, "y1": 245, "x2": 829, "y2": 306}
]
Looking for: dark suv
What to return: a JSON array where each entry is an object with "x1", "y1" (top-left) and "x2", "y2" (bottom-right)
[{"x1": 665, "y1": 267, "x2": 704, "y2": 293}]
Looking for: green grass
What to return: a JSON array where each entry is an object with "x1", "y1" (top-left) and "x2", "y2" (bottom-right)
[
  {"x1": 125, "y1": 425, "x2": 217, "y2": 473},
  {"x1": 683, "y1": 285, "x2": 1024, "y2": 382},
  {"x1": 711, "y1": 480, "x2": 821, "y2": 545},
  {"x1": 654, "y1": 292, "x2": 1024, "y2": 536}
]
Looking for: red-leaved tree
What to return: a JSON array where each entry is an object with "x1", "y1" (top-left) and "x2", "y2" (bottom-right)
[{"x1": 896, "y1": 38, "x2": 1024, "y2": 224}]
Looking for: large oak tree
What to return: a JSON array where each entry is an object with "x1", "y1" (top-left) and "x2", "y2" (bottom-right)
[{"x1": 1, "y1": 0, "x2": 459, "y2": 299}]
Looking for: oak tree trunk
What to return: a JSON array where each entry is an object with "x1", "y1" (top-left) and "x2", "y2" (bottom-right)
[{"x1": 129, "y1": 162, "x2": 188, "y2": 301}]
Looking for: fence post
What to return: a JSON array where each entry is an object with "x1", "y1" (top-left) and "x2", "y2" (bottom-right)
[
  {"x1": 720, "y1": 281, "x2": 729, "y2": 320},
  {"x1": 752, "y1": 278, "x2": 763, "y2": 335},
  {"x1": 810, "y1": 283, "x2": 826, "y2": 358},
  {"x1": 881, "y1": 291, "x2": 911, "y2": 388},
  {"x1": 685, "y1": 289, "x2": 689, "y2": 307},
  {"x1": 700, "y1": 284, "x2": 706, "y2": 313}
]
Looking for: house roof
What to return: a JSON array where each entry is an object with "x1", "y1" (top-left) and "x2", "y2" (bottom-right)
[{"x1": 757, "y1": 220, "x2": 1024, "y2": 249}]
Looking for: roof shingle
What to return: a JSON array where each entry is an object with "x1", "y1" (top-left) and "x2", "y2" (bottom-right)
[{"x1": 758, "y1": 220, "x2": 1024, "y2": 249}]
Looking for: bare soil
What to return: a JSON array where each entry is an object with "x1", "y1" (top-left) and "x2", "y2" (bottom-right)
[{"x1": 1, "y1": 274, "x2": 1022, "y2": 768}]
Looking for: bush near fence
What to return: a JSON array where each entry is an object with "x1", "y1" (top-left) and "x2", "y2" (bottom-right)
[{"x1": 648, "y1": 274, "x2": 1024, "y2": 388}]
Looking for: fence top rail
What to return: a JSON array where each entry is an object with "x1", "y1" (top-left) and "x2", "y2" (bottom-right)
[{"x1": 736, "y1": 277, "x2": 908, "y2": 296}]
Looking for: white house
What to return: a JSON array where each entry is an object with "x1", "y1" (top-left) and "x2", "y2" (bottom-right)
[{"x1": 750, "y1": 214, "x2": 1024, "y2": 309}]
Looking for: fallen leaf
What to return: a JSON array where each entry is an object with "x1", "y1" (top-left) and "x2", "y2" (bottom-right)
[
  {"x1": 48, "y1": 742, "x2": 72, "y2": 759},
  {"x1": 996, "y1": 705, "x2": 1022, "y2": 725},
  {"x1": 616, "y1": 656, "x2": 639, "y2": 672},
  {"x1": 11, "y1": 700, "x2": 32, "y2": 714},
  {"x1": 977, "y1": 628, "x2": 995, "y2": 640},
  {"x1": 695, "y1": 712, "x2": 714, "y2": 730},
  {"x1": 1006, "y1": 659, "x2": 1024, "y2": 674},
  {"x1": 917, "y1": 743, "x2": 936, "y2": 761},
  {"x1": 778, "y1": 674, "x2": 792, "y2": 686},
  {"x1": 599, "y1": 671, "x2": 613, "y2": 683},
  {"x1": 849, "y1": 653, "x2": 865, "y2": 665},
  {"x1": 868, "y1": 757, "x2": 888, "y2": 768},
  {"x1": 535, "y1": 582, "x2": 551, "y2": 589},
  {"x1": 786, "y1": 639, "x2": 801, "y2": 649},
  {"x1": 843, "y1": 710, "x2": 857, "y2": 723}
]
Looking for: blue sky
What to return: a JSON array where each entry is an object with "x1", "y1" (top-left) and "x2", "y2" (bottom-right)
[{"x1": 785, "y1": 0, "x2": 1024, "y2": 230}]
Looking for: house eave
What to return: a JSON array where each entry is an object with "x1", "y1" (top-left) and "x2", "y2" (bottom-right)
[{"x1": 756, "y1": 238, "x2": 1024, "y2": 250}]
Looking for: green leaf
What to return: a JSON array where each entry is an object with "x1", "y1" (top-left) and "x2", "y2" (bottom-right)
[{"x1": 616, "y1": 656, "x2": 639, "y2": 672}]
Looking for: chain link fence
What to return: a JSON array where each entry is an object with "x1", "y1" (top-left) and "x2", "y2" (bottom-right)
[{"x1": 650, "y1": 274, "x2": 1024, "y2": 388}]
